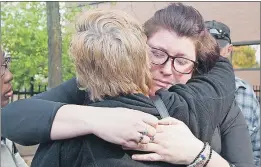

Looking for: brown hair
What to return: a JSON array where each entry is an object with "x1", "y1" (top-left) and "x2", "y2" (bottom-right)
[
  {"x1": 70, "y1": 10, "x2": 152, "y2": 101},
  {"x1": 144, "y1": 3, "x2": 220, "y2": 75}
]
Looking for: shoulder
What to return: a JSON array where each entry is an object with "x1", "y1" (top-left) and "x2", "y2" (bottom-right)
[
  {"x1": 3, "y1": 138, "x2": 14, "y2": 150},
  {"x1": 235, "y1": 76, "x2": 253, "y2": 92},
  {"x1": 235, "y1": 76, "x2": 258, "y2": 106},
  {"x1": 235, "y1": 77, "x2": 259, "y2": 108},
  {"x1": 59, "y1": 77, "x2": 78, "y2": 89},
  {"x1": 1, "y1": 138, "x2": 18, "y2": 155}
]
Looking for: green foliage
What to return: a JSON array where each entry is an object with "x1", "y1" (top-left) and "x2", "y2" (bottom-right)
[
  {"x1": 2, "y1": 2, "x2": 47, "y2": 90},
  {"x1": 1, "y1": 2, "x2": 84, "y2": 90},
  {"x1": 232, "y1": 45, "x2": 260, "y2": 69},
  {"x1": 60, "y1": 3, "x2": 83, "y2": 81}
]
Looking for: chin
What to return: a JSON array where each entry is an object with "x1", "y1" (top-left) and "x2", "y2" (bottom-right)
[{"x1": 149, "y1": 85, "x2": 163, "y2": 96}]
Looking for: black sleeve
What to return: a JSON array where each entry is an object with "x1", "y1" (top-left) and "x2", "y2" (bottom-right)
[
  {"x1": 31, "y1": 78, "x2": 85, "y2": 104},
  {"x1": 220, "y1": 102, "x2": 255, "y2": 167},
  {"x1": 1, "y1": 78, "x2": 86, "y2": 146},
  {"x1": 157, "y1": 56, "x2": 235, "y2": 141}
]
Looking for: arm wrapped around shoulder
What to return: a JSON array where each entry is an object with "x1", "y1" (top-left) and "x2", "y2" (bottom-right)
[{"x1": 156, "y1": 56, "x2": 235, "y2": 142}]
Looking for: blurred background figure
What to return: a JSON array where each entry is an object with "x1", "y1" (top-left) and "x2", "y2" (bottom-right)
[
  {"x1": 1, "y1": 48, "x2": 28, "y2": 167},
  {"x1": 205, "y1": 20, "x2": 260, "y2": 167}
]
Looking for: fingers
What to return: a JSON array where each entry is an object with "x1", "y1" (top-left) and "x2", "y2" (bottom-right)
[
  {"x1": 138, "y1": 122, "x2": 157, "y2": 137},
  {"x1": 122, "y1": 141, "x2": 138, "y2": 148},
  {"x1": 120, "y1": 133, "x2": 150, "y2": 148},
  {"x1": 149, "y1": 133, "x2": 164, "y2": 144},
  {"x1": 137, "y1": 132, "x2": 151, "y2": 144},
  {"x1": 125, "y1": 120, "x2": 157, "y2": 144},
  {"x1": 142, "y1": 114, "x2": 158, "y2": 128},
  {"x1": 122, "y1": 143, "x2": 159, "y2": 152},
  {"x1": 131, "y1": 127, "x2": 155, "y2": 144},
  {"x1": 155, "y1": 125, "x2": 165, "y2": 133},
  {"x1": 158, "y1": 117, "x2": 182, "y2": 125},
  {"x1": 132, "y1": 153, "x2": 163, "y2": 162}
]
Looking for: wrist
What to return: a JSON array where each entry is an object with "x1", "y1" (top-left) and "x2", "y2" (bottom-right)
[
  {"x1": 77, "y1": 105, "x2": 100, "y2": 135},
  {"x1": 187, "y1": 142, "x2": 212, "y2": 167},
  {"x1": 61, "y1": 105, "x2": 99, "y2": 134},
  {"x1": 186, "y1": 139, "x2": 205, "y2": 165},
  {"x1": 51, "y1": 104, "x2": 97, "y2": 140}
]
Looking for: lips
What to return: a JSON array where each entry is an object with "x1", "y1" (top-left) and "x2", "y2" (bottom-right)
[
  {"x1": 153, "y1": 79, "x2": 172, "y2": 88},
  {"x1": 5, "y1": 90, "x2": 13, "y2": 98},
  {"x1": 4, "y1": 87, "x2": 13, "y2": 98}
]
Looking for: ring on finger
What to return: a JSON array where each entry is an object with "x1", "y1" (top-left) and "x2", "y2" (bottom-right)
[
  {"x1": 150, "y1": 136, "x2": 155, "y2": 142},
  {"x1": 140, "y1": 129, "x2": 148, "y2": 136},
  {"x1": 139, "y1": 133, "x2": 144, "y2": 143}
]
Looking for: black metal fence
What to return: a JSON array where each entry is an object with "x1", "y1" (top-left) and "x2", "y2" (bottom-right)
[{"x1": 10, "y1": 85, "x2": 47, "y2": 102}]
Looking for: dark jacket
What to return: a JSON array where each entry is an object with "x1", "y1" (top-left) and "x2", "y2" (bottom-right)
[
  {"x1": 2, "y1": 56, "x2": 254, "y2": 166},
  {"x1": 31, "y1": 94, "x2": 254, "y2": 167}
]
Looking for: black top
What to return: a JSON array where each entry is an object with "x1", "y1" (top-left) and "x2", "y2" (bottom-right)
[
  {"x1": 2, "y1": 56, "x2": 254, "y2": 166},
  {"x1": 31, "y1": 93, "x2": 254, "y2": 167}
]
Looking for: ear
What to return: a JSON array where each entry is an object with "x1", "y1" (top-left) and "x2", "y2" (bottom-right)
[{"x1": 227, "y1": 44, "x2": 233, "y2": 55}]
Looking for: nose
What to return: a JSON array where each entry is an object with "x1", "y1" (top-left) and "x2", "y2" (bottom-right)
[
  {"x1": 3, "y1": 68, "x2": 13, "y2": 83},
  {"x1": 160, "y1": 59, "x2": 173, "y2": 76}
]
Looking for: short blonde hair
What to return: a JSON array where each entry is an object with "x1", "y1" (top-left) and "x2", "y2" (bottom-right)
[{"x1": 70, "y1": 10, "x2": 152, "y2": 101}]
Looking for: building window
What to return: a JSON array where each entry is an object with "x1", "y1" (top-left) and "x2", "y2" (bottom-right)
[{"x1": 232, "y1": 41, "x2": 260, "y2": 69}]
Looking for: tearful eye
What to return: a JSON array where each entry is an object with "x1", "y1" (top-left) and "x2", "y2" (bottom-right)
[
  {"x1": 154, "y1": 53, "x2": 165, "y2": 58},
  {"x1": 173, "y1": 57, "x2": 195, "y2": 74},
  {"x1": 176, "y1": 58, "x2": 189, "y2": 65},
  {"x1": 151, "y1": 49, "x2": 166, "y2": 58},
  {"x1": 151, "y1": 50, "x2": 162, "y2": 57}
]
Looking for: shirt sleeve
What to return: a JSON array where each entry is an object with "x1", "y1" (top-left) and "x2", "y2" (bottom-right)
[
  {"x1": 251, "y1": 104, "x2": 260, "y2": 167},
  {"x1": 220, "y1": 102, "x2": 255, "y2": 167},
  {"x1": 1, "y1": 78, "x2": 86, "y2": 146},
  {"x1": 248, "y1": 91, "x2": 260, "y2": 167},
  {"x1": 235, "y1": 82, "x2": 260, "y2": 167}
]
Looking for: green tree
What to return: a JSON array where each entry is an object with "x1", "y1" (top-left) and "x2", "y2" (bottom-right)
[
  {"x1": 46, "y1": 2, "x2": 62, "y2": 88},
  {"x1": 1, "y1": 2, "x2": 83, "y2": 90},
  {"x1": 1, "y1": 2, "x2": 48, "y2": 90},
  {"x1": 232, "y1": 45, "x2": 260, "y2": 69},
  {"x1": 60, "y1": 2, "x2": 83, "y2": 81}
]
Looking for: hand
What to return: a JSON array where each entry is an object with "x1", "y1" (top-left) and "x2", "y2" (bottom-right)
[
  {"x1": 123, "y1": 117, "x2": 204, "y2": 165},
  {"x1": 90, "y1": 107, "x2": 158, "y2": 148}
]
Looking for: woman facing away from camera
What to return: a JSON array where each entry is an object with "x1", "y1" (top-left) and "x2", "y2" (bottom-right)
[{"x1": 3, "y1": 3, "x2": 254, "y2": 167}]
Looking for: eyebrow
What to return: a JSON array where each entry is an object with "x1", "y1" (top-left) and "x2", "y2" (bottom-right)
[{"x1": 149, "y1": 44, "x2": 189, "y2": 58}]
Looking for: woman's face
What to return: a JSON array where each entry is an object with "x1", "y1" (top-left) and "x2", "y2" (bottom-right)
[
  {"x1": 147, "y1": 29, "x2": 196, "y2": 95},
  {"x1": 1, "y1": 53, "x2": 13, "y2": 107}
]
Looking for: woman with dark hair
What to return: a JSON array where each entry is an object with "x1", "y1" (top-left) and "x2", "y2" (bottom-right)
[{"x1": 3, "y1": 3, "x2": 253, "y2": 167}]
